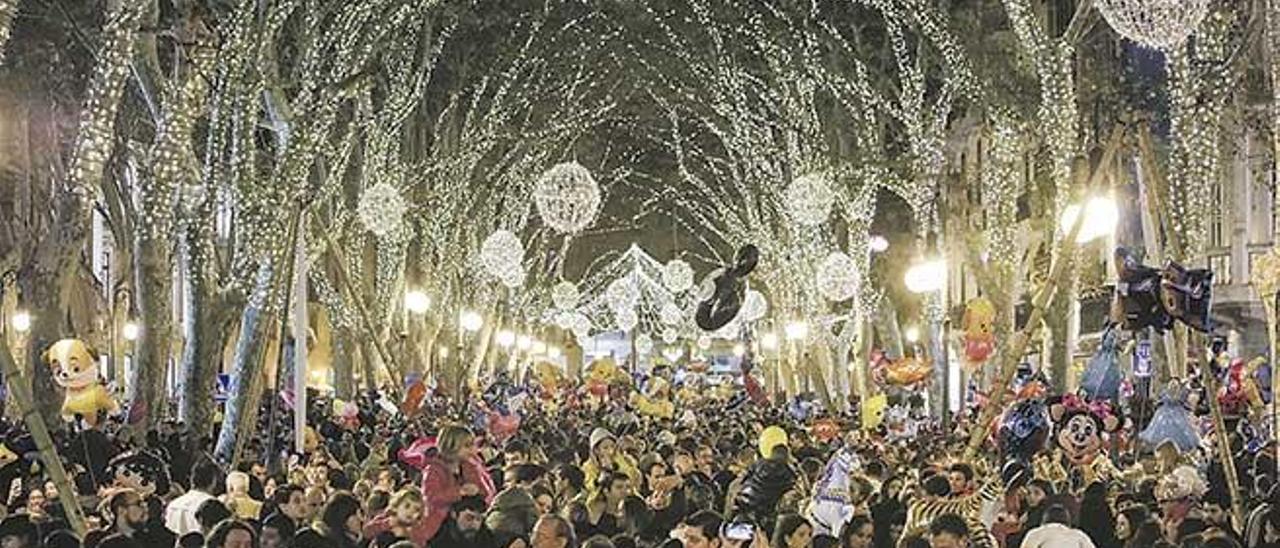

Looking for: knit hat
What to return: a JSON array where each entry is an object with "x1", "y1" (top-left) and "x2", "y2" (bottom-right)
[{"x1": 589, "y1": 427, "x2": 615, "y2": 450}]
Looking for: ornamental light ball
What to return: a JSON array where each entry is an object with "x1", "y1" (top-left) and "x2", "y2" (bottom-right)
[
  {"x1": 1095, "y1": 0, "x2": 1210, "y2": 51},
  {"x1": 659, "y1": 302, "x2": 685, "y2": 326},
  {"x1": 357, "y1": 182, "x2": 407, "y2": 236},
  {"x1": 662, "y1": 259, "x2": 694, "y2": 293},
  {"x1": 785, "y1": 172, "x2": 835, "y2": 226},
  {"x1": 534, "y1": 161, "x2": 602, "y2": 234},
  {"x1": 551, "y1": 281, "x2": 580, "y2": 310},
  {"x1": 615, "y1": 308, "x2": 639, "y2": 332},
  {"x1": 480, "y1": 229, "x2": 525, "y2": 281},
  {"x1": 817, "y1": 251, "x2": 859, "y2": 302}
]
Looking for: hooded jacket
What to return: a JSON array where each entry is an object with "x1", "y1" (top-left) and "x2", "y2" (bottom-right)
[{"x1": 733, "y1": 456, "x2": 797, "y2": 526}]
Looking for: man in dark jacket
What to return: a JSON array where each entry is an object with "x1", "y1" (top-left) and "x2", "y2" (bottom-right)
[
  {"x1": 486, "y1": 463, "x2": 545, "y2": 544},
  {"x1": 430, "y1": 495, "x2": 498, "y2": 548},
  {"x1": 732, "y1": 433, "x2": 797, "y2": 535}
]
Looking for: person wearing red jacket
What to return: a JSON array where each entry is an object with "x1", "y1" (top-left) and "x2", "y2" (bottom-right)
[{"x1": 412, "y1": 425, "x2": 497, "y2": 543}]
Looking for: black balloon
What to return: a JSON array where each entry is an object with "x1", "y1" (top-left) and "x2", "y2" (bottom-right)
[
  {"x1": 695, "y1": 273, "x2": 743, "y2": 331},
  {"x1": 1162, "y1": 261, "x2": 1214, "y2": 333},
  {"x1": 997, "y1": 399, "x2": 1050, "y2": 463},
  {"x1": 731, "y1": 244, "x2": 760, "y2": 277},
  {"x1": 1115, "y1": 248, "x2": 1173, "y2": 332}
]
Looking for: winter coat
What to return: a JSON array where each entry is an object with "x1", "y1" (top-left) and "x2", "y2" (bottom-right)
[
  {"x1": 732, "y1": 457, "x2": 797, "y2": 529},
  {"x1": 418, "y1": 454, "x2": 497, "y2": 542}
]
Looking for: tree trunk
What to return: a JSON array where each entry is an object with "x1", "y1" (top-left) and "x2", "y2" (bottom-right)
[
  {"x1": 129, "y1": 237, "x2": 172, "y2": 432},
  {"x1": 214, "y1": 265, "x2": 273, "y2": 464},
  {"x1": 177, "y1": 230, "x2": 235, "y2": 439},
  {"x1": 331, "y1": 327, "x2": 354, "y2": 401}
]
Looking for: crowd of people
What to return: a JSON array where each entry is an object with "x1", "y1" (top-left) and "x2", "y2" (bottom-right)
[{"x1": 0, "y1": 363, "x2": 1272, "y2": 548}]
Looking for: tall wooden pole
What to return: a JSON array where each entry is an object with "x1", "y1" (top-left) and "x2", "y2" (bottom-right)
[{"x1": 0, "y1": 338, "x2": 87, "y2": 536}]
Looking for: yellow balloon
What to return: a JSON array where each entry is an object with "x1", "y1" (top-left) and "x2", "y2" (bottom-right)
[{"x1": 758, "y1": 426, "x2": 788, "y2": 458}]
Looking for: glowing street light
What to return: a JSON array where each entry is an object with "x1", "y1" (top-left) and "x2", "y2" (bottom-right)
[
  {"x1": 732, "y1": 343, "x2": 746, "y2": 357},
  {"x1": 516, "y1": 335, "x2": 532, "y2": 351},
  {"x1": 10, "y1": 311, "x2": 30, "y2": 333},
  {"x1": 904, "y1": 326, "x2": 920, "y2": 344},
  {"x1": 1059, "y1": 195, "x2": 1119, "y2": 243},
  {"x1": 547, "y1": 346, "x2": 562, "y2": 359},
  {"x1": 459, "y1": 311, "x2": 483, "y2": 332},
  {"x1": 438, "y1": 346, "x2": 449, "y2": 359},
  {"x1": 122, "y1": 322, "x2": 141, "y2": 342},
  {"x1": 404, "y1": 290, "x2": 431, "y2": 314},
  {"x1": 869, "y1": 235, "x2": 890, "y2": 253},
  {"x1": 784, "y1": 321, "x2": 809, "y2": 341},
  {"x1": 760, "y1": 332, "x2": 779, "y2": 351},
  {"x1": 904, "y1": 258, "x2": 947, "y2": 294},
  {"x1": 531, "y1": 340, "x2": 548, "y2": 355},
  {"x1": 495, "y1": 330, "x2": 516, "y2": 348}
]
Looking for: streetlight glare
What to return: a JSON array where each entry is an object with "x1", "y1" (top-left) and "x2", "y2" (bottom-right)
[
  {"x1": 904, "y1": 258, "x2": 947, "y2": 293},
  {"x1": 10, "y1": 311, "x2": 30, "y2": 333},
  {"x1": 869, "y1": 235, "x2": 890, "y2": 252},
  {"x1": 122, "y1": 321, "x2": 141, "y2": 341},
  {"x1": 404, "y1": 290, "x2": 431, "y2": 314},
  {"x1": 904, "y1": 326, "x2": 920, "y2": 343},
  {"x1": 760, "y1": 332, "x2": 779, "y2": 350},
  {"x1": 547, "y1": 346, "x2": 562, "y2": 359},
  {"x1": 438, "y1": 346, "x2": 449, "y2": 358},
  {"x1": 732, "y1": 343, "x2": 746, "y2": 357},
  {"x1": 531, "y1": 340, "x2": 548, "y2": 355},
  {"x1": 1059, "y1": 195, "x2": 1118, "y2": 243},
  {"x1": 459, "y1": 310, "x2": 483, "y2": 332},
  {"x1": 495, "y1": 330, "x2": 516, "y2": 348},
  {"x1": 784, "y1": 321, "x2": 809, "y2": 341}
]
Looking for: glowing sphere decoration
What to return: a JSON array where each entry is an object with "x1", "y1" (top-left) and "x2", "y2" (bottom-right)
[
  {"x1": 533, "y1": 161, "x2": 602, "y2": 234},
  {"x1": 357, "y1": 182, "x2": 407, "y2": 236},
  {"x1": 742, "y1": 290, "x2": 768, "y2": 322},
  {"x1": 636, "y1": 333, "x2": 654, "y2": 355},
  {"x1": 697, "y1": 335, "x2": 712, "y2": 350},
  {"x1": 555, "y1": 311, "x2": 577, "y2": 330},
  {"x1": 662, "y1": 259, "x2": 694, "y2": 292},
  {"x1": 817, "y1": 251, "x2": 859, "y2": 302},
  {"x1": 1095, "y1": 0, "x2": 1209, "y2": 50},
  {"x1": 480, "y1": 229, "x2": 525, "y2": 283},
  {"x1": 569, "y1": 312, "x2": 592, "y2": 338},
  {"x1": 659, "y1": 302, "x2": 685, "y2": 326},
  {"x1": 551, "y1": 281, "x2": 580, "y2": 310},
  {"x1": 785, "y1": 172, "x2": 835, "y2": 226},
  {"x1": 615, "y1": 308, "x2": 638, "y2": 332}
]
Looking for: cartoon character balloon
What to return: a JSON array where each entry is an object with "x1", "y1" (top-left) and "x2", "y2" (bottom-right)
[
  {"x1": 997, "y1": 399, "x2": 1050, "y2": 463},
  {"x1": 962, "y1": 297, "x2": 997, "y2": 365},
  {"x1": 870, "y1": 350, "x2": 932, "y2": 387},
  {"x1": 43, "y1": 339, "x2": 118, "y2": 426},
  {"x1": 1218, "y1": 357, "x2": 1266, "y2": 418},
  {"x1": 105, "y1": 450, "x2": 171, "y2": 498},
  {"x1": 1049, "y1": 395, "x2": 1120, "y2": 466}
]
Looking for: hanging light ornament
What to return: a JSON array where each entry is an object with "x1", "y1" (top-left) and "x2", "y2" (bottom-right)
[
  {"x1": 555, "y1": 311, "x2": 577, "y2": 330},
  {"x1": 659, "y1": 302, "x2": 685, "y2": 325},
  {"x1": 551, "y1": 281, "x2": 580, "y2": 310},
  {"x1": 816, "y1": 251, "x2": 860, "y2": 302},
  {"x1": 569, "y1": 312, "x2": 592, "y2": 336},
  {"x1": 615, "y1": 308, "x2": 639, "y2": 332},
  {"x1": 480, "y1": 229, "x2": 525, "y2": 283},
  {"x1": 742, "y1": 290, "x2": 768, "y2": 322},
  {"x1": 636, "y1": 333, "x2": 654, "y2": 355},
  {"x1": 1094, "y1": 0, "x2": 1210, "y2": 50},
  {"x1": 696, "y1": 335, "x2": 712, "y2": 350},
  {"x1": 785, "y1": 172, "x2": 835, "y2": 226},
  {"x1": 533, "y1": 161, "x2": 602, "y2": 234},
  {"x1": 661, "y1": 327, "x2": 679, "y2": 344},
  {"x1": 606, "y1": 278, "x2": 640, "y2": 311},
  {"x1": 357, "y1": 182, "x2": 407, "y2": 236},
  {"x1": 662, "y1": 259, "x2": 694, "y2": 292}
]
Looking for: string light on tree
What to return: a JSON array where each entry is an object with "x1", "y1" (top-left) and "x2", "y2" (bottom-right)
[
  {"x1": 459, "y1": 310, "x2": 484, "y2": 332},
  {"x1": 10, "y1": 311, "x2": 30, "y2": 333},
  {"x1": 760, "y1": 332, "x2": 779, "y2": 351},
  {"x1": 357, "y1": 182, "x2": 408, "y2": 236},
  {"x1": 496, "y1": 330, "x2": 517, "y2": 348},
  {"x1": 1095, "y1": 0, "x2": 1210, "y2": 50},
  {"x1": 480, "y1": 229, "x2": 525, "y2": 283},
  {"x1": 533, "y1": 161, "x2": 602, "y2": 234},
  {"x1": 784, "y1": 321, "x2": 809, "y2": 341}
]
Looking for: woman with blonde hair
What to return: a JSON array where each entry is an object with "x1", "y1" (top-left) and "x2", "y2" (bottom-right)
[
  {"x1": 221, "y1": 471, "x2": 263, "y2": 521},
  {"x1": 411, "y1": 424, "x2": 496, "y2": 542}
]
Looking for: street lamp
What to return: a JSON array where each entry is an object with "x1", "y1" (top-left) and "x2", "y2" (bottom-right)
[
  {"x1": 904, "y1": 326, "x2": 920, "y2": 344},
  {"x1": 760, "y1": 332, "x2": 779, "y2": 351},
  {"x1": 122, "y1": 321, "x2": 141, "y2": 341},
  {"x1": 459, "y1": 311, "x2": 483, "y2": 332},
  {"x1": 438, "y1": 346, "x2": 449, "y2": 359},
  {"x1": 784, "y1": 321, "x2": 809, "y2": 341},
  {"x1": 531, "y1": 340, "x2": 547, "y2": 355},
  {"x1": 516, "y1": 335, "x2": 532, "y2": 351},
  {"x1": 10, "y1": 311, "x2": 30, "y2": 333},
  {"x1": 1059, "y1": 195, "x2": 1119, "y2": 243},
  {"x1": 547, "y1": 346, "x2": 562, "y2": 359},
  {"x1": 732, "y1": 343, "x2": 746, "y2": 357},
  {"x1": 495, "y1": 330, "x2": 516, "y2": 348},
  {"x1": 869, "y1": 235, "x2": 890, "y2": 253},
  {"x1": 904, "y1": 258, "x2": 947, "y2": 293},
  {"x1": 404, "y1": 290, "x2": 431, "y2": 314}
]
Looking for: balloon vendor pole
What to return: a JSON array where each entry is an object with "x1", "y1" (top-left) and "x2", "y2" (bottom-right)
[
  {"x1": 964, "y1": 125, "x2": 1124, "y2": 459},
  {"x1": 0, "y1": 338, "x2": 88, "y2": 536},
  {"x1": 1201, "y1": 351, "x2": 1246, "y2": 531}
]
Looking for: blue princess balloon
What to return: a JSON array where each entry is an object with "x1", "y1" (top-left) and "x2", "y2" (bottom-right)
[{"x1": 1139, "y1": 381, "x2": 1200, "y2": 453}]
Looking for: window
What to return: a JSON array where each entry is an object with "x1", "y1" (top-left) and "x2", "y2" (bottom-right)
[{"x1": 1208, "y1": 254, "x2": 1230, "y2": 285}]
